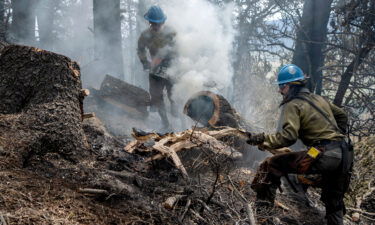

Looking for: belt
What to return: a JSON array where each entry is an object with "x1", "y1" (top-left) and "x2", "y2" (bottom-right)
[{"x1": 313, "y1": 139, "x2": 344, "y2": 151}]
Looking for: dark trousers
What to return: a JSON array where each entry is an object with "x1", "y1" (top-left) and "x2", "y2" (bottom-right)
[
  {"x1": 149, "y1": 74, "x2": 174, "y2": 127},
  {"x1": 149, "y1": 74, "x2": 173, "y2": 108},
  {"x1": 252, "y1": 144, "x2": 352, "y2": 225}
]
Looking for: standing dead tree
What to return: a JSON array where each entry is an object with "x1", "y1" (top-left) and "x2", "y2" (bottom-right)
[{"x1": 333, "y1": 0, "x2": 375, "y2": 107}]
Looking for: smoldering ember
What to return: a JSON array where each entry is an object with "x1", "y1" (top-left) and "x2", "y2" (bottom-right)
[{"x1": 0, "y1": 1, "x2": 374, "y2": 225}]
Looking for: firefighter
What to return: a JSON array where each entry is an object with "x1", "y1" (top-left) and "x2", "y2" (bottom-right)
[
  {"x1": 137, "y1": 5, "x2": 177, "y2": 130},
  {"x1": 247, "y1": 64, "x2": 353, "y2": 225}
]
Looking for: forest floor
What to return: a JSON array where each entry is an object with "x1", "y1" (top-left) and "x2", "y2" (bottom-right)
[{"x1": 0, "y1": 114, "x2": 373, "y2": 225}]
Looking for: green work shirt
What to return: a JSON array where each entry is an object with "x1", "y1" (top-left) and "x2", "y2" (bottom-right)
[
  {"x1": 137, "y1": 25, "x2": 177, "y2": 68},
  {"x1": 263, "y1": 89, "x2": 347, "y2": 150}
]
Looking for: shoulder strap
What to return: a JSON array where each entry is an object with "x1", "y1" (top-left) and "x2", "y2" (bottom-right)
[{"x1": 294, "y1": 95, "x2": 344, "y2": 134}]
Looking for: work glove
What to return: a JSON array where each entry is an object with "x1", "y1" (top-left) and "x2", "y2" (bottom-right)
[{"x1": 246, "y1": 133, "x2": 265, "y2": 145}]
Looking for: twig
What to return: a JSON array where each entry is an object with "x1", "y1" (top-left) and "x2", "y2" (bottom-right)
[
  {"x1": 179, "y1": 198, "x2": 191, "y2": 223},
  {"x1": 0, "y1": 215, "x2": 7, "y2": 225},
  {"x1": 189, "y1": 209, "x2": 208, "y2": 223},
  {"x1": 245, "y1": 203, "x2": 257, "y2": 225},
  {"x1": 347, "y1": 207, "x2": 375, "y2": 216},
  {"x1": 228, "y1": 176, "x2": 257, "y2": 224},
  {"x1": 196, "y1": 199, "x2": 213, "y2": 213},
  {"x1": 78, "y1": 188, "x2": 109, "y2": 195}
]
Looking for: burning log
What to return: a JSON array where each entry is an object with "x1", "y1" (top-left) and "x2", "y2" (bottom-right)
[
  {"x1": 97, "y1": 74, "x2": 151, "y2": 118},
  {"x1": 0, "y1": 45, "x2": 88, "y2": 168},
  {"x1": 183, "y1": 91, "x2": 251, "y2": 130}
]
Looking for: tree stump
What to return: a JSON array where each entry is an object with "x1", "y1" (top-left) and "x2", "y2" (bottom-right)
[{"x1": 0, "y1": 45, "x2": 88, "y2": 168}]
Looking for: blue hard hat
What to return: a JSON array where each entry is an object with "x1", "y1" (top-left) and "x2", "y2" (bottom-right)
[
  {"x1": 277, "y1": 64, "x2": 305, "y2": 85},
  {"x1": 144, "y1": 6, "x2": 167, "y2": 24}
]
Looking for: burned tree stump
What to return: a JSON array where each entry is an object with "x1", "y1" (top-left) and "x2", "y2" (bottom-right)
[
  {"x1": 98, "y1": 75, "x2": 150, "y2": 118},
  {"x1": 0, "y1": 45, "x2": 88, "y2": 168},
  {"x1": 183, "y1": 91, "x2": 251, "y2": 130}
]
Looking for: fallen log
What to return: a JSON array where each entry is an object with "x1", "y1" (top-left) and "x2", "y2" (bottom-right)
[{"x1": 98, "y1": 74, "x2": 150, "y2": 118}]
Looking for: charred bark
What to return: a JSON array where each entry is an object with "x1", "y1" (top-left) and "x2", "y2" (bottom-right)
[{"x1": 0, "y1": 45, "x2": 88, "y2": 168}]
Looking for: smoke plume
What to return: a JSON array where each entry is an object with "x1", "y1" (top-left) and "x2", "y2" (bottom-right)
[{"x1": 160, "y1": 0, "x2": 235, "y2": 105}]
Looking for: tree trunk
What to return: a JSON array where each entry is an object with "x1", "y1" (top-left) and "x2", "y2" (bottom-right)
[
  {"x1": 35, "y1": 0, "x2": 56, "y2": 49},
  {"x1": 0, "y1": 45, "x2": 88, "y2": 168},
  {"x1": 10, "y1": 0, "x2": 36, "y2": 45},
  {"x1": 0, "y1": 0, "x2": 5, "y2": 41},
  {"x1": 93, "y1": 0, "x2": 124, "y2": 78},
  {"x1": 292, "y1": 0, "x2": 333, "y2": 94}
]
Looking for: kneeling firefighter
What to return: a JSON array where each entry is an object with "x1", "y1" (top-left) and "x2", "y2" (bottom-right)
[{"x1": 246, "y1": 64, "x2": 353, "y2": 225}]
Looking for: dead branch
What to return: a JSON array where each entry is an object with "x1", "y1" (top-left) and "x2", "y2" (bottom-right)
[
  {"x1": 0, "y1": 215, "x2": 7, "y2": 225},
  {"x1": 82, "y1": 113, "x2": 95, "y2": 120},
  {"x1": 179, "y1": 198, "x2": 191, "y2": 223},
  {"x1": 347, "y1": 207, "x2": 375, "y2": 216},
  {"x1": 245, "y1": 203, "x2": 257, "y2": 225},
  {"x1": 78, "y1": 188, "x2": 109, "y2": 195},
  {"x1": 189, "y1": 209, "x2": 208, "y2": 223}
]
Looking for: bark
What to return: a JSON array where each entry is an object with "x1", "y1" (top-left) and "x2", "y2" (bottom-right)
[
  {"x1": 292, "y1": 0, "x2": 333, "y2": 94},
  {"x1": 10, "y1": 0, "x2": 36, "y2": 44},
  {"x1": 0, "y1": 45, "x2": 88, "y2": 168},
  {"x1": 93, "y1": 0, "x2": 124, "y2": 78}
]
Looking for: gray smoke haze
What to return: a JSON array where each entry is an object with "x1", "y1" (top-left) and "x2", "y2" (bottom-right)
[{"x1": 11, "y1": 0, "x2": 280, "y2": 137}]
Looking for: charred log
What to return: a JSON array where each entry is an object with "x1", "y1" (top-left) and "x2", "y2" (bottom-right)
[
  {"x1": 183, "y1": 91, "x2": 251, "y2": 130},
  {"x1": 86, "y1": 74, "x2": 150, "y2": 119}
]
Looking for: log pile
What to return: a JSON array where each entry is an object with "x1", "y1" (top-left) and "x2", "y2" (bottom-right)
[
  {"x1": 0, "y1": 45, "x2": 89, "y2": 168},
  {"x1": 86, "y1": 75, "x2": 150, "y2": 119}
]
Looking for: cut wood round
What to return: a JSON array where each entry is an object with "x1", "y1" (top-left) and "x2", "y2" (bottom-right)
[
  {"x1": 183, "y1": 91, "x2": 250, "y2": 130},
  {"x1": 0, "y1": 45, "x2": 88, "y2": 168}
]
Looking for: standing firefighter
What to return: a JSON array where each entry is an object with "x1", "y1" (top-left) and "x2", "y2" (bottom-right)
[
  {"x1": 137, "y1": 5, "x2": 177, "y2": 130},
  {"x1": 247, "y1": 64, "x2": 353, "y2": 225}
]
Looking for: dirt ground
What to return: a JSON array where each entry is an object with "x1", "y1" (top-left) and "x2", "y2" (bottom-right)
[{"x1": 1, "y1": 115, "x2": 373, "y2": 225}]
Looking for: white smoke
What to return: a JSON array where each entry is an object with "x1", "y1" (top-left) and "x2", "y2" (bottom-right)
[{"x1": 159, "y1": 0, "x2": 236, "y2": 104}]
